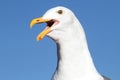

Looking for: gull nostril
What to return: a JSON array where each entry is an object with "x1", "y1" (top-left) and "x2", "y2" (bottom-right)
[{"x1": 36, "y1": 20, "x2": 40, "y2": 22}]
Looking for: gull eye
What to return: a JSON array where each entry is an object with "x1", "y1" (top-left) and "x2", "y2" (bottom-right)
[{"x1": 57, "y1": 10, "x2": 63, "y2": 14}]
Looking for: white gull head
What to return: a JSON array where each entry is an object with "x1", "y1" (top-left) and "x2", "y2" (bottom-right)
[{"x1": 43, "y1": 6, "x2": 80, "y2": 42}]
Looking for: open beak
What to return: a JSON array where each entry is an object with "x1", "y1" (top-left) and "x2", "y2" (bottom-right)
[{"x1": 30, "y1": 17, "x2": 52, "y2": 41}]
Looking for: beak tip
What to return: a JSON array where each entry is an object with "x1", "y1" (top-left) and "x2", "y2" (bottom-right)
[
  {"x1": 30, "y1": 26, "x2": 32, "y2": 29},
  {"x1": 36, "y1": 37, "x2": 42, "y2": 41},
  {"x1": 30, "y1": 23, "x2": 33, "y2": 28}
]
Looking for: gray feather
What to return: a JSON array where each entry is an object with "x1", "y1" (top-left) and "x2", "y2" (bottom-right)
[{"x1": 103, "y1": 75, "x2": 111, "y2": 80}]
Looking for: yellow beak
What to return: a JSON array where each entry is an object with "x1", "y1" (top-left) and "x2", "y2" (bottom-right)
[{"x1": 30, "y1": 17, "x2": 51, "y2": 41}]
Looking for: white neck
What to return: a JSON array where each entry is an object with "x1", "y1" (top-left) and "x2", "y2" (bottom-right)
[{"x1": 52, "y1": 20, "x2": 103, "y2": 80}]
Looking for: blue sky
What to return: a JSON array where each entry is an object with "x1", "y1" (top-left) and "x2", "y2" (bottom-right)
[{"x1": 0, "y1": 0, "x2": 120, "y2": 80}]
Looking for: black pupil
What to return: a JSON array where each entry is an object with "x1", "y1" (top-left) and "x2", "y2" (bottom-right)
[{"x1": 58, "y1": 10, "x2": 62, "y2": 14}]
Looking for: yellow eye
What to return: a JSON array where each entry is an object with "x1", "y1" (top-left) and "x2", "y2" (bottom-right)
[{"x1": 57, "y1": 10, "x2": 63, "y2": 14}]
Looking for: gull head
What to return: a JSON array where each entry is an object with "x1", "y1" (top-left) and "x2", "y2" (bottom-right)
[{"x1": 30, "y1": 6, "x2": 77, "y2": 41}]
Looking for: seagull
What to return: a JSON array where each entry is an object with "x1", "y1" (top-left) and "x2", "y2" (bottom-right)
[{"x1": 30, "y1": 6, "x2": 110, "y2": 80}]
